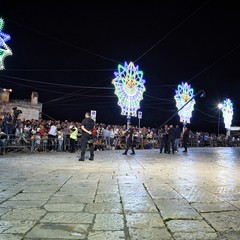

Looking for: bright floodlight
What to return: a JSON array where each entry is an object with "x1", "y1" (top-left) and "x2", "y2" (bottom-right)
[
  {"x1": 218, "y1": 103, "x2": 223, "y2": 109},
  {"x1": 112, "y1": 61, "x2": 146, "y2": 117},
  {"x1": 0, "y1": 17, "x2": 12, "y2": 70},
  {"x1": 222, "y1": 98, "x2": 233, "y2": 129},
  {"x1": 174, "y1": 82, "x2": 196, "y2": 123}
]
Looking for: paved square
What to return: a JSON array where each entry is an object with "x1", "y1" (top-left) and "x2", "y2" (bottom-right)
[{"x1": 0, "y1": 147, "x2": 240, "y2": 239}]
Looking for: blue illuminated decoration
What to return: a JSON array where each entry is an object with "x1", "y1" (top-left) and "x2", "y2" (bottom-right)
[{"x1": 0, "y1": 17, "x2": 12, "y2": 70}]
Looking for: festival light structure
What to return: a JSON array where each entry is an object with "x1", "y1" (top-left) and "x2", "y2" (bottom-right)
[
  {"x1": 112, "y1": 61, "x2": 146, "y2": 123},
  {"x1": 174, "y1": 82, "x2": 196, "y2": 125},
  {"x1": 221, "y1": 98, "x2": 234, "y2": 129},
  {"x1": 0, "y1": 17, "x2": 12, "y2": 70}
]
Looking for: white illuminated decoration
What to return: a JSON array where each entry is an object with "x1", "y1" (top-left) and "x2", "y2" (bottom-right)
[
  {"x1": 222, "y1": 98, "x2": 233, "y2": 129},
  {"x1": 174, "y1": 82, "x2": 196, "y2": 123}
]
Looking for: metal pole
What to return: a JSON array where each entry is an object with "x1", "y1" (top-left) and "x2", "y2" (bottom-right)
[
  {"x1": 138, "y1": 118, "x2": 140, "y2": 129},
  {"x1": 182, "y1": 121, "x2": 186, "y2": 132},
  {"x1": 217, "y1": 109, "x2": 220, "y2": 136},
  {"x1": 127, "y1": 116, "x2": 131, "y2": 129}
]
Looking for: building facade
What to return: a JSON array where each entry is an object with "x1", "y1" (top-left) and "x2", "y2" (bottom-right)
[{"x1": 0, "y1": 88, "x2": 42, "y2": 120}]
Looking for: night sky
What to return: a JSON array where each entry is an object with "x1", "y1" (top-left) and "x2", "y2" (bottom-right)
[{"x1": 0, "y1": 2, "x2": 239, "y2": 133}]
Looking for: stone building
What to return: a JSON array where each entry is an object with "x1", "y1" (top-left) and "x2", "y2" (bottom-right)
[{"x1": 0, "y1": 88, "x2": 42, "y2": 120}]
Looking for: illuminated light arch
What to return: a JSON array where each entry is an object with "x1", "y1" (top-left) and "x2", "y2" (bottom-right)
[
  {"x1": 0, "y1": 17, "x2": 12, "y2": 70},
  {"x1": 112, "y1": 61, "x2": 146, "y2": 117},
  {"x1": 174, "y1": 82, "x2": 196, "y2": 124},
  {"x1": 222, "y1": 98, "x2": 233, "y2": 129}
]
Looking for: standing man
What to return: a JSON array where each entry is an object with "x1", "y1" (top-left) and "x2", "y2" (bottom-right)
[
  {"x1": 3, "y1": 112, "x2": 12, "y2": 136},
  {"x1": 79, "y1": 112, "x2": 95, "y2": 161},
  {"x1": 182, "y1": 126, "x2": 189, "y2": 152},
  {"x1": 122, "y1": 123, "x2": 135, "y2": 155},
  {"x1": 159, "y1": 124, "x2": 168, "y2": 153}
]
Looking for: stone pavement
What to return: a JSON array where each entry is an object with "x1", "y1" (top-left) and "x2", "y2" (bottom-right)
[{"x1": 0, "y1": 147, "x2": 240, "y2": 240}]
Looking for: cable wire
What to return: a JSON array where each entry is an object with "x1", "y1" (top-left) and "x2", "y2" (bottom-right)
[{"x1": 134, "y1": 0, "x2": 210, "y2": 62}]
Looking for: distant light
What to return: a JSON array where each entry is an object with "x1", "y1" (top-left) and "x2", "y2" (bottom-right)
[
  {"x1": 112, "y1": 61, "x2": 146, "y2": 117},
  {"x1": 0, "y1": 17, "x2": 13, "y2": 70},
  {"x1": 218, "y1": 103, "x2": 223, "y2": 109},
  {"x1": 174, "y1": 82, "x2": 196, "y2": 123},
  {"x1": 1, "y1": 88, "x2": 12, "y2": 92}
]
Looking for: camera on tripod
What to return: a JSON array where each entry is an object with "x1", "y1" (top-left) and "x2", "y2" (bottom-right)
[{"x1": 12, "y1": 107, "x2": 22, "y2": 118}]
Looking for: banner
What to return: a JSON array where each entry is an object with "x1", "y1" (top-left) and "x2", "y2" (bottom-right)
[
  {"x1": 91, "y1": 110, "x2": 97, "y2": 122},
  {"x1": 138, "y1": 111, "x2": 142, "y2": 119}
]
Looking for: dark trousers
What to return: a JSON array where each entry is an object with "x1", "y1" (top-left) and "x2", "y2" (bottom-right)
[
  {"x1": 81, "y1": 136, "x2": 94, "y2": 157},
  {"x1": 183, "y1": 140, "x2": 188, "y2": 151},
  {"x1": 167, "y1": 139, "x2": 175, "y2": 153},
  {"x1": 124, "y1": 139, "x2": 135, "y2": 154},
  {"x1": 160, "y1": 137, "x2": 167, "y2": 153},
  {"x1": 69, "y1": 138, "x2": 76, "y2": 153},
  {"x1": 48, "y1": 134, "x2": 56, "y2": 151}
]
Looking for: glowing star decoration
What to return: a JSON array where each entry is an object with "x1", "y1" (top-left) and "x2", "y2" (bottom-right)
[
  {"x1": 112, "y1": 61, "x2": 146, "y2": 117},
  {"x1": 222, "y1": 98, "x2": 234, "y2": 129},
  {"x1": 0, "y1": 17, "x2": 12, "y2": 70},
  {"x1": 174, "y1": 82, "x2": 196, "y2": 124}
]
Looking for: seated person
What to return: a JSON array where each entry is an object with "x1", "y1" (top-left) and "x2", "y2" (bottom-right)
[{"x1": 94, "y1": 137, "x2": 104, "y2": 151}]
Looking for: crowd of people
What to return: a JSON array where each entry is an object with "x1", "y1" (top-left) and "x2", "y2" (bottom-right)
[{"x1": 1, "y1": 113, "x2": 240, "y2": 155}]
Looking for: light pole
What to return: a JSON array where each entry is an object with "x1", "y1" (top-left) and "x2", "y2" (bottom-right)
[{"x1": 217, "y1": 103, "x2": 223, "y2": 136}]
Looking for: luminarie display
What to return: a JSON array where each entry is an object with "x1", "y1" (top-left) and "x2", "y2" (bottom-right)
[
  {"x1": 174, "y1": 82, "x2": 196, "y2": 124},
  {"x1": 222, "y1": 98, "x2": 234, "y2": 129},
  {"x1": 0, "y1": 17, "x2": 12, "y2": 70},
  {"x1": 112, "y1": 61, "x2": 146, "y2": 118}
]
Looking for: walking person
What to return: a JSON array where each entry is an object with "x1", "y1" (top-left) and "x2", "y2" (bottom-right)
[
  {"x1": 79, "y1": 112, "x2": 95, "y2": 161},
  {"x1": 122, "y1": 123, "x2": 135, "y2": 155},
  {"x1": 182, "y1": 126, "x2": 189, "y2": 152},
  {"x1": 174, "y1": 124, "x2": 181, "y2": 152}
]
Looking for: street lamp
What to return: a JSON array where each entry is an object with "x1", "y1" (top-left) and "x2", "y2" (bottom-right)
[{"x1": 217, "y1": 103, "x2": 223, "y2": 136}]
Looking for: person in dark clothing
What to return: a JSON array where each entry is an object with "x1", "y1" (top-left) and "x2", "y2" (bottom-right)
[
  {"x1": 158, "y1": 126, "x2": 165, "y2": 153},
  {"x1": 3, "y1": 112, "x2": 12, "y2": 135},
  {"x1": 160, "y1": 124, "x2": 168, "y2": 153},
  {"x1": 182, "y1": 126, "x2": 189, "y2": 152},
  {"x1": 167, "y1": 124, "x2": 175, "y2": 154},
  {"x1": 122, "y1": 123, "x2": 135, "y2": 155},
  {"x1": 79, "y1": 112, "x2": 95, "y2": 161},
  {"x1": 0, "y1": 129, "x2": 7, "y2": 155}
]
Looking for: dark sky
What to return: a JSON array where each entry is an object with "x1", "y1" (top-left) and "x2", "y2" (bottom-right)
[{"x1": 0, "y1": 2, "x2": 239, "y2": 132}]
